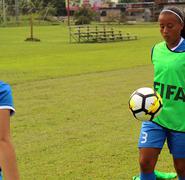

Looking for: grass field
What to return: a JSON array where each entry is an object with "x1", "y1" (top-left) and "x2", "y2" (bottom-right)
[{"x1": 0, "y1": 24, "x2": 177, "y2": 179}]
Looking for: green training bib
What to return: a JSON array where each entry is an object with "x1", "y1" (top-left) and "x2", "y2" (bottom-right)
[{"x1": 152, "y1": 41, "x2": 185, "y2": 132}]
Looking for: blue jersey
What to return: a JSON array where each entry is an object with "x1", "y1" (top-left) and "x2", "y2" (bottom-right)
[{"x1": 0, "y1": 81, "x2": 15, "y2": 116}]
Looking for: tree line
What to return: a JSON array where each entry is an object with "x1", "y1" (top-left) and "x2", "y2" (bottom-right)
[{"x1": 2, "y1": 0, "x2": 67, "y2": 16}]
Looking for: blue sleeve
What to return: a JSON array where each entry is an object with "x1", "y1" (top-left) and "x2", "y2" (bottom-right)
[{"x1": 0, "y1": 81, "x2": 15, "y2": 116}]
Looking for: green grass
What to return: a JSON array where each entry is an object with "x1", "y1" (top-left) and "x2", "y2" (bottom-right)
[
  {"x1": 0, "y1": 24, "x2": 162, "y2": 84},
  {"x1": 0, "y1": 24, "x2": 176, "y2": 179}
]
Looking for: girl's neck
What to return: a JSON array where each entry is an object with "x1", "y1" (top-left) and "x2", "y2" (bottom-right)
[{"x1": 167, "y1": 37, "x2": 183, "y2": 50}]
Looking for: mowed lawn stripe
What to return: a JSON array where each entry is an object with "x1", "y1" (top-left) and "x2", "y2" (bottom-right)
[
  {"x1": 12, "y1": 65, "x2": 173, "y2": 179},
  {"x1": 0, "y1": 24, "x2": 161, "y2": 85}
]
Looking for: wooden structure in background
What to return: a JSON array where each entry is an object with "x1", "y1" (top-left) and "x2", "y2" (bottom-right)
[{"x1": 69, "y1": 25, "x2": 137, "y2": 43}]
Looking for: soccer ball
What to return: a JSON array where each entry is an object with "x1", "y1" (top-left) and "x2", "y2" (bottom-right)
[{"x1": 128, "y1": 87, "x2": 163, "y2": 121}]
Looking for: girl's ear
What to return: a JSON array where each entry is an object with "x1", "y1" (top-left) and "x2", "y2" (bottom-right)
[{"x1": 180, "y1": 23, "x2": 184, "y2": 30}]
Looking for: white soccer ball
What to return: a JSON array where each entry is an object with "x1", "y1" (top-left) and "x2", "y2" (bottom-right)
[{"x1": 128, "y1": 87, "x2": 163, "y2": 121}]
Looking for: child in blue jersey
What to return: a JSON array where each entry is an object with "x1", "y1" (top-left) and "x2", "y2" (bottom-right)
[
  {"x1": 0, "y1": 81, "x2": 19, "y2": 179},
  {"x1": 138, "y1": 7, "x2": 185, "y2": 180}
]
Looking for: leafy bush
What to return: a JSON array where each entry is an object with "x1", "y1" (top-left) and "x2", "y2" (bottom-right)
[{"x1": 74, "y1": 5, "x2": 95, "y2": 25}]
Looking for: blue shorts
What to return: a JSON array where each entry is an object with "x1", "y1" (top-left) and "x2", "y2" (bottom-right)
[{"x1": 138, "y1": 121, "x2": 185, "y2": 159}]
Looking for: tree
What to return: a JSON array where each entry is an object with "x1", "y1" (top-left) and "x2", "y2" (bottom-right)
[
  {"x1": 39, "y1": 2, "x2": 56, "y2": 21},
  {"x1": 74, "y1": 5, "x2": 95, "y2": 25},
  {"x1": 42, "y1": 0, "x2": 66, "y2": 16},
  {"x1": 25, "y1": 0, "x2": 41, "y2": 41}
]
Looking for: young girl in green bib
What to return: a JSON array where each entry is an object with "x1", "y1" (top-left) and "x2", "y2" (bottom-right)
[{"x1": 138, "y1": 6, "x2": 185, "y2": 180}]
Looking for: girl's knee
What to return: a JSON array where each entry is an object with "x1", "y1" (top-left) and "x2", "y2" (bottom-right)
[
  {"x1": 174, "y1": 159, "x2": 185, "y2": 177},
  {"x1": 139, "y1": 157, "x2": 156, "y2": 172}
]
